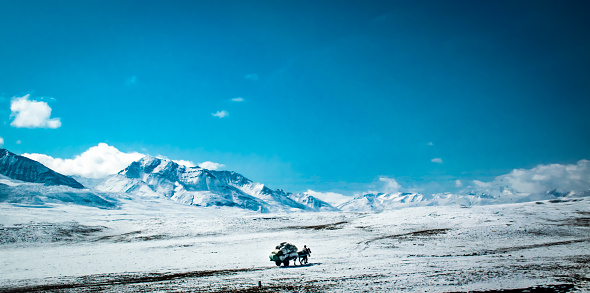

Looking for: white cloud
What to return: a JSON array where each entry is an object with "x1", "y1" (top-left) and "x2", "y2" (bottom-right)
[
  {"x1": 231, "y1": 97, "x2": 245, "y2": 102},
  {"x1": 10, "y1": 94, "x2": 61, "y2": 129},
  {"x1": 212, "y1": 110, "x2": 229, "y2": 118},
  {"x1": 431, "y1": 158, "x2": 443, "y2": 164},
  {"x1": 157, "y1": 155, "x2": 224, "y2": 170},
  {"x1": 20, "y1": 143, "x2": 228, "y2": 177},
  {"x1": 16, "y1": 140, "x2": 21, "y2": 145},
  {"x1": 22, "y1": 143, "x2": 144, "y2": 178},
  {"x1": 379, "y1": 176, "x2": 401, "y2": 194},
  {"x1": 155, "y1": 155, "x2": 197, "y2": 168},
  {"x1": 244, "y1": 73, "x2": 259, "y2": 81},
  {"x1": 0, "y1": 137, "x2": 3, "y2": 146},
  {"x1": 428, "y1": 142, "x2": 434, "y2": 146},
  {"x1": 532, "y1": 174, "x2": 548, "y2": 181},
  {"x1": 173, "y1": 159, "x2": 196, "y2": 168},
  {"x1": 198, "y1": 161, "x2": 226, "y2": 170},
  {"x1": 304, "y1": 189, "x2": 351, "y2": 206},
  {"x1": 492, "y1": 160, "x2": 590, "y2": 195},
  {"x1": 455, "y1": 179, "x2": 463, "y2": 188},
  {"x1": 464, "y1": 160, "x2": 590, "y2": 199}
]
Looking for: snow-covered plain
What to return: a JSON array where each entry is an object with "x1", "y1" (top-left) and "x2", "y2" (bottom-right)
[{"x1": 0, "y1": 196, "x2": 589, "y2": 292}]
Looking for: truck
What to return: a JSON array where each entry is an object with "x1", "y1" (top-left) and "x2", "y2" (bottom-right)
[{"x1": 269, "y1": 242, "x2": 299, "y2": 266}]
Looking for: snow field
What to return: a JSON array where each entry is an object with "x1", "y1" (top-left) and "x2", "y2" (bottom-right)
[{"x1": 0, "y1": 197, "x2": 589, "y2": 292}]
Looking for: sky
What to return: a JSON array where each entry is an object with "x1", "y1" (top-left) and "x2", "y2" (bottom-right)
[{"x1": 1, "y1": 0, "x2": 589, "y2": 195}]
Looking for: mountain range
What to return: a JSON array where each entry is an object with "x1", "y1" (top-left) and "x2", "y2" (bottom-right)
[
  {"x1": 94, "y1": 156, "x2": 336, "y2": 212},
  {"x1": 0, "y1": 147, "x2": 588, "y2": 212}
]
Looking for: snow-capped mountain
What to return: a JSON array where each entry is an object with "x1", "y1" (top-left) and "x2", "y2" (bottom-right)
[
  {"x1": 95, "y1": 156, "x2": 334, "y2": 212},
  {"x1": 338, "y1": 192, "x2": 433, "y2": 212},
  {"x1": 288, "y1": 192, "x2": 339, "y2": 212},
  {"x1": 0, "y1": 175, "x2": 117, "y2": 209},
  {"x1": 0, "y1": 148, "x2": 116, "y2": 209},
  {"x1": 338, "y1": 187, "x2": 590, "y2": 212},
  {"x1": 0, "y1": 148, "x2": 84, "y2": 189},
  {"x1": 338, "y1": 160, "x2": 590, "y2": 211}
]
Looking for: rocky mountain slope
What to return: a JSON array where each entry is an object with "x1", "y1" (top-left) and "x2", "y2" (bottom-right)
[
  {"x1": 0, "y1": 149, "x2": 84, "y2": 189},
  {"x1": 0, "y1": 174, "x2": 116, "y2": 209},
  {"x1": 0, "y1": 149, "x2": 116, "y2": 209},
  {"x1": 96, "y1": 156, "x2": 335, "y2": 212}
]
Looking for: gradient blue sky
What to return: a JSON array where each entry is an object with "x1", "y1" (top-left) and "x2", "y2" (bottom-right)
[{"x1": 1, "y1": 0, "x2": 589, "y2": 194}]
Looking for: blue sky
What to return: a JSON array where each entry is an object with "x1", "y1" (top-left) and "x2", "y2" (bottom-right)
[{"x1": 1, "y1": 0, "x2": 589, "y2": 195}]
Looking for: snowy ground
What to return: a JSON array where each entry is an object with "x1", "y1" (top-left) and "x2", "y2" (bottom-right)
[{"x1": 0, "y1": 197, "x2": 589, "y2": 292}]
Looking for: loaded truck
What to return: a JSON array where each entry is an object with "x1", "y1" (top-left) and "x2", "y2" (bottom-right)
[{"x1": 269, "y1": 242, "x2": 298, "y2": 266}]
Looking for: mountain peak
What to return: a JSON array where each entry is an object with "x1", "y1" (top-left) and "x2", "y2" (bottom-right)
[
  {"x1": 0, "y1": 148, "x2": 85, "y2": 189},
  {"x1": 97, "y1": 157, "x2": 337, "y2": 212}
]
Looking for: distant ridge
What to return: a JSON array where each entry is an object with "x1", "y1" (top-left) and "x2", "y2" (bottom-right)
[{"x1": 0, "y1": 148, "x2": 85, "y2": 189}]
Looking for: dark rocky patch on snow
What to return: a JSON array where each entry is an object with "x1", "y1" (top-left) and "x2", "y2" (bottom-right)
[
  {"x1": 0, "y1": 222, "x2": 106, "y2": 244},
  {"x1": 445, "y1": 283, "x2": 574, "y2": 293},
  {"x1": 284, "y1": 220, "x2": 348, "y2": 231}
]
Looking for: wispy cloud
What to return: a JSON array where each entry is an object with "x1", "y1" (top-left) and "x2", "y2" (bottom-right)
[
  {"x1": 0, "y1": 137, "x2": 3, "y2": 146},
  {"x1": 10, "y1": 94, "x2": 61, "y2": 129},
  {"x1": 431, "y1": 158, "x2": 443, "y2": 164},
  {"x1": 126, "y1": 75, "x2": 137, "y2": 85},
  {"x1": 173, "y1": 159, "x2": 196, "y2": 168},
  {"x1": 212, "y1": 110, "x2": 229, "y2": 118},
  {"x1": 198, "y1": 161, "x2": 225, "y2": 170},
  {"x1": 155, "y1": 155, "x2": 197, "y2": 168},
  {"x1": 428, "y1": 142, "x2": 434, "y2": 146},
  {"x1": 379, "y1": 176, "x2": 401, "y2": 194},
  {"x1": 22, "y1": 143, "x2": 144, "y2": 178},
  {"x1": 244, "y1": 73, "x2": 259, "y2": 81},
  {"x1": 304, "y1": 189, "x2": 351, "y2": 206},
  {"x1": 473, "y1": 179, "x2": 489, "y2": 187},
  {"x1": 231, "y1": 97, "x2": 245, "y2": 102}
]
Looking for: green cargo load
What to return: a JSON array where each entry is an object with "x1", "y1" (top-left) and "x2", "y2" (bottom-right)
[{"x1": 269, "y1": 242, "x2": 298, "y2": 266}]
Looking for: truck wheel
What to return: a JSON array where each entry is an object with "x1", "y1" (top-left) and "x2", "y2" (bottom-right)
[
  {"x1": 283, "y1": 259, "x2": 289, "y2": 266},
  {"x1": 275, "y1": 261, "x2": 281, "y2": 266}
]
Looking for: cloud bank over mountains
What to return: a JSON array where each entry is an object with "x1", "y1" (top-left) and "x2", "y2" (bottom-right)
[
  {"x1": 16, "y1": 144, "x2": 590, "y2": 201},
  {"x1": 23, "y1": 143, "x2": 144, "y2": 179},
  {"x1": 309, "y1": 160, "x2": 590, "y2": 204},
  {"x1": 483, "y1": 159, "x2": 590, "y2": 195},
  {"x1": 22, "y1": 143, "x2": 226, "y2": 179},
  {"x1": 198, "y1": 161, "x2": 226, "y2": 170},
  {"x1": 378, "y1": 177, "x2": 402, "y2": 194}
]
